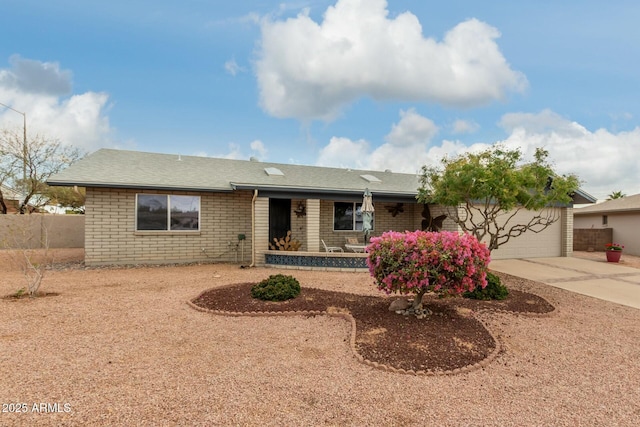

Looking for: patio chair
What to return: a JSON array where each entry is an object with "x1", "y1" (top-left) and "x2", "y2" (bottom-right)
[
  {"x1": 344, "y1": 236, "x2": 367, "y2": 253},
  {"x1": 321, "y1": 239, "x2": 344, "y2": 253}
]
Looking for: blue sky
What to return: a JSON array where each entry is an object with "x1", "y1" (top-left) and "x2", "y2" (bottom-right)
[{"x1": 1, "y1": 0, "x2": 639, "y2": 200}]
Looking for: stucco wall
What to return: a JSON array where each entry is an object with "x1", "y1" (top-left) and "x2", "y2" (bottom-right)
[
  {"x1": 0, "y1": 214, "x2": 84, "y2": 249},
  {"x1": 574, "y1": 212, "x2": 640, "y2": 256},
  {"x1": 85, "y1": 187, "x2": 253, "y2": 265}
]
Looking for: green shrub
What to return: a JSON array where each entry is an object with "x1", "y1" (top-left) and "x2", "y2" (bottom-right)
[
  {"x1": 251, "y1": 274, "x2": 301, "y2": 301},
  {"x1": 463, "y1": 272, "x2": 509, "y2": 300}
]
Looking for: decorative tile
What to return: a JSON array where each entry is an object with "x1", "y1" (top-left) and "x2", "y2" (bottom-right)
[{"x1": 265, "y1": 253, "x2": 368, "y2": 270}]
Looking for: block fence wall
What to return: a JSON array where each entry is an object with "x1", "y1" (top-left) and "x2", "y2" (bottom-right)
[
  {"x1": 573, "y1": 228, "x2": 613, "y2": 252},
  {"x1": 0, "y1": 214, "x2": 84, "y2": 249},
  {"x1": 574, "y1": 212, "x2": 640, "y2": 256},
  {"x1": 85, "y1": 188, "x2": 253, "y2": 265}
]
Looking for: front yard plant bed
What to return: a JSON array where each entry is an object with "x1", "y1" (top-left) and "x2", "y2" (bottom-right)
[{"x1": 190, "y1": 282, "x2": 554, "y2": 374}]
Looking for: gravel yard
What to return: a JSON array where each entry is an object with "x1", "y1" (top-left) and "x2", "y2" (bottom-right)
[{"x1": 1, "y1": 249, "x2": 639, "y2": 426}]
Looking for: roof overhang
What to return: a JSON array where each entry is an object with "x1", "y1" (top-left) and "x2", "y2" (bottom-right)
[
  {"x1": 230, "y1": 183, "x2": 418, "y2": 203},
  {"x1": 46, "y1": 180, "x2": 233, "y2": 193},
  {"x1": 571, "y1": 188, "x2": 597, "y2": 205}
]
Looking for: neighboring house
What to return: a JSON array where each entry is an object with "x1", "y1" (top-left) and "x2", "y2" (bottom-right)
[
  {"x1": 574, "y1": 194, "x2": 640, "y2": 256},
  {"x1": 0, "y1": 185, "x2": 63, "y2": 214},
  {"x1": 47, "y1": 149, "x2": 591, "y2": 266},
  {"x1": 0, "y1": 184, "x2": 23, "y2": 213}
]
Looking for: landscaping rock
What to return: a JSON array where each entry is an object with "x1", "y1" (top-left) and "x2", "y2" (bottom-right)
[{"x1": 388, "y1": 297, "x2": 411, "y2": 311}]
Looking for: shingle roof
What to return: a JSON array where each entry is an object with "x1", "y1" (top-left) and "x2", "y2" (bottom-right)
[
  {"x1": 47, "y1": 149, "x2": 421, "y2": 202},
  {"x1": 574, "y1": 193, "x2": 640, "y2": 214}
]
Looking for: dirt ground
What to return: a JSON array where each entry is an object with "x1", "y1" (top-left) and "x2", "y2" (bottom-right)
[
  {"x1": 3, "y1": 248, "x2": 555, "y2": 373},
  {"x1": 1, "y1": 248, "x2": 640, "y2": 426}
]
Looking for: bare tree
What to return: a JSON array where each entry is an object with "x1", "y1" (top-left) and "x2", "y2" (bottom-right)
[
  {"x1": 0, "y1": 142, "x2": 20, "y2": 214},
  {"x1": 1, "y1": 214, "x2": 50, "y2": 297},
  {"x1": 0, "y1": 128, "x2": 83, "y2": 214}
]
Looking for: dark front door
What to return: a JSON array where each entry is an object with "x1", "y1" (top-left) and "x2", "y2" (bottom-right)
[{"x1": 269, "y1": 198, "x2": 291, "y2": 246}]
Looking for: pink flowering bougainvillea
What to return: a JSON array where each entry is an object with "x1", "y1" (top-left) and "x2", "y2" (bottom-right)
[{"x1": 367, "y1": 230, "x2": 491, "y2": 310}]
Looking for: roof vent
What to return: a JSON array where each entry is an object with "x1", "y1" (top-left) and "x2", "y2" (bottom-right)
[
  {"x1": 360, "y1": 174, "x2": 381, "y2": 183},
  {"x1": 264, "y1": 167, "x2": 284, "y2": 176}
]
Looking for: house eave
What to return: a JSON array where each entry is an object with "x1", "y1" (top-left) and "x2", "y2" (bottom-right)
[
  {"x1": 230, "y1": 183, "x2": 419, "y2": 203},
  {"x1": 46, "y1": 180, "x2": 234, "y2": 193},
  {"x1": 574, "y1": 207, "x2": 640, "y2": 215},
  {"x1": 571, "y1": 188, "x2": 597, "y2": 205}
]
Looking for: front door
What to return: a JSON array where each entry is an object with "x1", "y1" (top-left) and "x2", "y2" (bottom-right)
[{"x1": 269, "y1": 198, "x2": 291, "y2": 246}]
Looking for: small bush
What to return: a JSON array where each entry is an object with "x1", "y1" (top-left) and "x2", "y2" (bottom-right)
[
  {"x1": 251, "y1": 274, "x2": 301, "y2": 301},
  {"x1": 463, "y1": 272, "x2": 509, "y2": 300}
]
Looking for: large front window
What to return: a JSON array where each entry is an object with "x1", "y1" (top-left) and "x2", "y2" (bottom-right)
[
  {"x1": 136, "y1": 194, "x2": 200, "y2": 231},
  {"x1": 334, "y1": 202, "x2": 368, "y2": 231}
]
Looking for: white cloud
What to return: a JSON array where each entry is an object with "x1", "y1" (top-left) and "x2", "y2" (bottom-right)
[
  {"x1": 385, "y1": 109, "x2": 438, "y2": 147},
  {"x1": 317, "y1": 136, "x2": 371, "y2": 169},
  {"x1": 224, "y1": 58, "x2": 246, "y2": 76},
  {"x1": 0, "y1": 56, "x2": 114, "y2": 151},
  {"x1": 217, "y1": 143, "x2": 244, "y2": 160},
  {"x1": 496, "y1": 110, "x2": 640, "y2": 199},
  {"x1": 205, "y1": 140, "x2": 269, "y2": 161},
  {"x1": 316, "y1": 107, "x2": 640, "y2": 200},
  {"x1": 318, "y1": 109, "x2": 469, "y2": 173},
  {"x1": 256, "y1": 0, "x2": 526, "y2": 120},
  {"x1": 250, "y1": 139, "x2": 267, "y2": 158},
  {"x1": 451, "y1": 119, "x2": 480, "y2": 134}
]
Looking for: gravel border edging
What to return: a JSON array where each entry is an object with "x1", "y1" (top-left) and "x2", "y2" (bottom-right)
[{"x1": 186, "y1": 291, "x2": 509, "y2": 377}]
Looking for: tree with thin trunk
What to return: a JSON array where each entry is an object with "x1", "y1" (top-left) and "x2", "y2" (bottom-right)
[
  {"x1": 417, "y1": 146, "x2": 580, "y2": 252},
  {"x1": 0, "y1": 128, "x2": 83, "y2": 214},
  {"x1": 1, "y1": 214, "x2": 50, "y2": 297}
]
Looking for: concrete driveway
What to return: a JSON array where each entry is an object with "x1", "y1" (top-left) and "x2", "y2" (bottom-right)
[{"x1": 490, "y1": 255, "x2": 640, "y2": 309}]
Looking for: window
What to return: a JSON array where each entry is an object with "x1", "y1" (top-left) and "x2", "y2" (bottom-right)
[
  {"x1": 136, "y1": 194, "x2": 200, "y2": 231},
  {"x1": 334, "y1": 202, "x2": 371, "y2": 231},
  {"x1": 602, "y1": 215, "x2": 608, "y2": 226}
]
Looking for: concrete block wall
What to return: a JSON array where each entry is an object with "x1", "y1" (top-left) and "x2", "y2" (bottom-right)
[
  {"x1": 561, "y1": 207, "x2": 573, "y2": 256},
  {"x1": 573, "y1": 228, "x2": 613, "y2": 252},
  {"x1": 85, "y1": 187, "x2": 253, "y2": 265},
  {"x1": 305, "y1": 199, "x2": 320, "y2": 252},
  {"x1": 253, "y1": 196, "x2": 269, "y2": 264},
  {"x1": 0, "y1": 214, "x2": 84, "y2": 249},
  {"x1": 289, "y1": 198, "x2": 307, "y2": 250}
]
